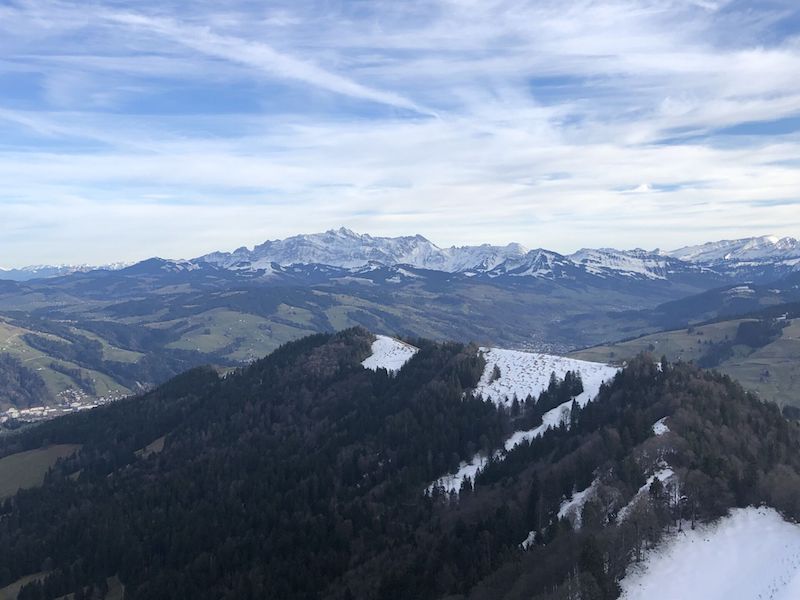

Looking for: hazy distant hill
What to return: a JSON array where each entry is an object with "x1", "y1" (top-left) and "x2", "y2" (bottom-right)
[{"x1": 573, "y1": 301, "x2": 800, "y2": 407}]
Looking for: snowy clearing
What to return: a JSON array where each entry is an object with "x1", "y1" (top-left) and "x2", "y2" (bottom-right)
[
  {"x1": 361, "y1": 335, "x2": 418, "y2": 374},
  {"x1": 428, "y1": 349, "x2": 618, "y2": 494},
  {"x1": 429, "y1": 453, "x2": 494, "y2": 496},
  {"x1": 521, "y1": 530, "x2": 537, "y2": 550},
  {"x1": 475, "y1": 348, "x2": 618, "y2": 408},
  {"x1": 652, "y1": 417, "x2": 670, "y2": 436},
  {"x1": 620, "y1": 507, "x2": 800, "y2": 600}
]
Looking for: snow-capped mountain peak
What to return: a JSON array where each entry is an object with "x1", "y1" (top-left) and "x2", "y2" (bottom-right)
[
  {"x1": 568, "y1": 247, "x2": 708, "y2": 281},
  {"x1": 198, "y1": 229, "x2": 529, "y2": 274},
  {"x1": 200, "y1": 228, "x2": 443, "y2": 271},
  {"x1": 668, "y1": 235, "x2": 800, "y2": 264},
  {"x1": 191, "y1": 229, "x2": 796, "y2": 284},
  {"x1": 8, "y1": 231, "x2": 799, "y2": 285},
  {"x1": 0, "y1": 263, "x2": 129, "y2": 282}
]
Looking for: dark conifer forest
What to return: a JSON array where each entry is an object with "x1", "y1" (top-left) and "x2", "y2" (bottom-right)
[
  {"x1": 1, "y1": 328, "x2": 800, "y2": 599},
  {"x1": 0, "y1": 355, "x2": 49, "y2": 409}
]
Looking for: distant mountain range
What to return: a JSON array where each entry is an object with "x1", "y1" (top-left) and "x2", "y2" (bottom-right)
[
  {"x1": 2, "y1": 227, "x2": 800, "y2": 413},
  {"x1": 0, "y1": 228, "x2": 800, "y2": 282},
  {"x1": 0, "y1": 262, "x2": 128, "y2": 282},
  {"x1": 4, "y1": 229, "x2": 798, "y2": 284},
  {"x1": 197, "y1": 228, "x2": 800, "y2": 284}
]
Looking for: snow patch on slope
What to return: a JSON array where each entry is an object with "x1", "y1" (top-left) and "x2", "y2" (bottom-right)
[
  {"x1": 652, "y1": 417, "x2": 669, "y2": 436},
  {"x1": 522, "y1": 478, "x2": 602, "y2": 548},
  {"x1": 617, "y1": 467, "x2": 675, "y2": 522},
  {"x1": 429, "y1": 454, "x2": 493, "y2": 497},
  {"x1": 521, "y1": 529, "x2": 538, "y2": 550},
  {"x1": 559, "y1": 478, "x2": 601, "y2": 527},
  {"x1": 475, "y1": 348, "x2": 618, "y2": 408},
  {"x1": 523, "y1": 476, "x2": 603, "y2": 548},
  {"x1": 428, "y1": 350, "x2": 618, "y2": 494},
  {"x1": 569, "y1": 248, "x2": 672, "y2": 280},
  {"x1": 361, "y1": 335, "x2": 418, "y2": 374},
  {"x1": 620, "y1": 507, "x2": 800, "y2": 600}
]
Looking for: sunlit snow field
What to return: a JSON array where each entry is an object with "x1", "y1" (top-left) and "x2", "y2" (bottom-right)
[
  {"x1": 361, "y1": 335, "x2": 419, "y2": 373},
  {"x1": 621, "y1": 507, "x2": 800, "y2": 600},
  {"x1": 430, "y1": 348, "x2": 619, "y2": 494}
]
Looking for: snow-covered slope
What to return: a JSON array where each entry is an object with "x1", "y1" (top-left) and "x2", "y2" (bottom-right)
[
  {"x1": 191, "y1": 229, "x2": 716, "y2": 283},
  {"x1": 669, "y1": 235, "x2": 800, "y2": 264},
  {"x1": 429, "y1": 349, "x2": 618, "y2": 494},
  {"x1": 475, "y1": 348, "x2": 618, "y2": 407},
  {"x1": 193, "y1": 227, "x2": 745, "y2": 283},
  {"x1": 620, "y1": 507, "x2": 800, "y2": 600},
  {"x1": 666, "y1": 235, "x2": 800, "y2": 282},
  {"x1": 361, "y1": 335, "x2": 418, "y2": 374},
  {"x1": 439, "y1": 242, "x2": 529, "y2": 272},
  {"x1": 557, "y1": 478, "x2": 601, "y2": 527},
  {"x1": 482, "y1": 249, "x2": 581, "y2": 279},
  {"x1": 569, "y1": 248, "x2": 707, "y2": 281},
  {"x1": 202, "y1": 228, "x2": 442, "y2": 271},
  {"x1": 199, "y1": 228, "x2": 529, "y2": 274}
]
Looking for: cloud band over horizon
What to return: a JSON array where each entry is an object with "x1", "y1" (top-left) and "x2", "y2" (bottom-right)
[{"x1": 0, "y1": 0, "x2": 799, "y2": 267}]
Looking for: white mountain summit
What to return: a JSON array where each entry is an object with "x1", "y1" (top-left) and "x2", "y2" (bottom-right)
[
  {"x1": 199, "y1": 227, "x2": 529, "y2": 273},
  {"x1": 668, "y1": 235, "x2": 800, "y2": 264},
  {"x1": 0, "y1": 262, "x2": 129, "y2": 282},
  {"x1": 195, "y1": 228, "x2": 711, "y2": 282}
]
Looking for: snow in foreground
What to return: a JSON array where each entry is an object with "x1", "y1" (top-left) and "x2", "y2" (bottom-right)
[
  {"x1": 429, "y1": 349, "x2": 618, "y2": 494},
  {"x1": 361, "y1": 335, "x2": 419, "y2": 374},
  {"x1": 621, "y1": 507, "x2": 800, "y2": 600}
]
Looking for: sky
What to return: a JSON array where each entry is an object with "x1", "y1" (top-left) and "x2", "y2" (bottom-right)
[{"x1": 1, "y1": 0, "x2": 799, "y2": 267}]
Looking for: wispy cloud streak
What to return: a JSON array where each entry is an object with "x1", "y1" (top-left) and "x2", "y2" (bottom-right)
[{"x1": 104, "y1": 11, "x2": 433, "y2": 115}]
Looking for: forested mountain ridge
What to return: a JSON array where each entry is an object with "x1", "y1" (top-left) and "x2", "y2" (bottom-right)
[{"x1": 1, "y1": 329, "x2": 800, "y2": 599}]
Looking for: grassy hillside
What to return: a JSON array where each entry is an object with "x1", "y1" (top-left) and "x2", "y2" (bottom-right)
[
  {"x1": 0, "y1": 317, "x2": 131, "y2": 408},
  {"x1": 0, "y1": 573, "x2": 49, "y2": 600},
  {"x1": 3, "y1": 265, "x2": 798, "y2": 413},
  {"x1": 0, "y1": 444, "x2": 81, "y2": 499},
  {"x1": 573, "y1": 316, "x2": 800, "y2": 407},
  {"x1": 0, "y1": 266, "x2": 713, "y2": 411}
]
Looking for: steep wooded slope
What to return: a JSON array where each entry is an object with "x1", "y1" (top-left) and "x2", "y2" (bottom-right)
[{"x1": 1, "y1": 332, "x2": 799, "y2": 600}]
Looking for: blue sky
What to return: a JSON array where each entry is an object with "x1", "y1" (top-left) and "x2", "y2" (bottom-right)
[{"x1": 1, "y1": 0, "x2": 799, "y2": 266}]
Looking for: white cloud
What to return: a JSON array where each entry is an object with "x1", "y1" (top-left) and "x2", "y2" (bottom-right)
[{"x1": 0, "y1": 0, "x2": 798, "y2": 265}]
